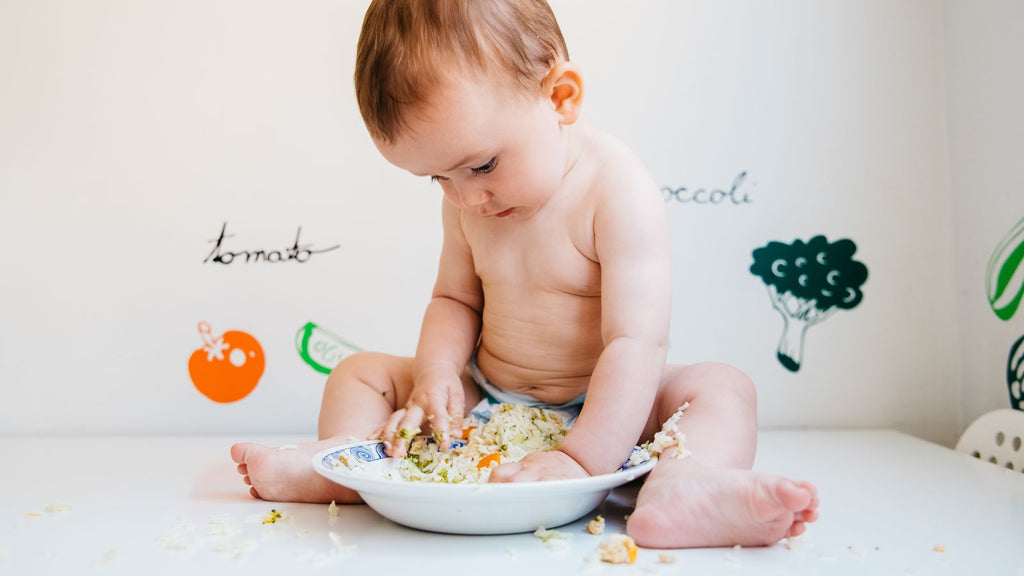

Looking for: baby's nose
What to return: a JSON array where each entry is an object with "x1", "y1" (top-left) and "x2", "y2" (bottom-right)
[{"x1": 458, "y1": 186, "x2": 490, "y2": 207}]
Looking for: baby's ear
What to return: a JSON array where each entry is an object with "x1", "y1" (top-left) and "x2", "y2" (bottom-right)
[{"x1": 543, "y1": 62, "x2": 584, "y2": 125}]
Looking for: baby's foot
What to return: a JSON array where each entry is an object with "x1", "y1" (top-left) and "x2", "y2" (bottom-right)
[
  {"x1": 230, "y1": 441, "x2": 361, "y2": 504},
  {"x1": 627, "y1": 461, "x2": 819, "y2": 548}
]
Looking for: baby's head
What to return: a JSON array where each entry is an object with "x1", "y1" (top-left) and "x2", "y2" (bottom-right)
[{"x1": 355, "y1": 0, "x2": 569, "y2": 145}]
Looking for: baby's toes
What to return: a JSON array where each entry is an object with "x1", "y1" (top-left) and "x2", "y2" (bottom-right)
[
  {"x1": 774, "y1": 479, "x2": 815, "y2": 512},
  {"x1": 796, "y1": 507, "x2": 818, "y2": 523}
]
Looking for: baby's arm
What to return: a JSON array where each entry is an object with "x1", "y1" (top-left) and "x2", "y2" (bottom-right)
[
  {"x1": 381, "y1": 200, "x2": 482, "y2": 455},
  {"x1": 563, "y1": 164, "x2": 671, "y2": 474}
]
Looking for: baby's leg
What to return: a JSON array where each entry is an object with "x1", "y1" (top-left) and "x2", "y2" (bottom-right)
[
  {"x1": 626, "y1": 362, "x2": 819, "y2": 548},
  {"x1": 230, "y1": 352, "x2": 416, "y2": 504}
]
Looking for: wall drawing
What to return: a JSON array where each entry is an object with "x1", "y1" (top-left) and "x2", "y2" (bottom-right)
[
  {"x1": 296, "y1": 322, "x2": 362, "y2": 375},
  {"x1": 187, "y1": 321, "x2": 265, "y2": 403},
  {"x1": 987, "y1": 216, "x2": 1024, "y2": 321},
  {"x1": 1009, "y1": 334, "x2": 1024, "y2": 411},
  {"x1": 750, "y1": 235, "x2": 869, "y2": 372}
]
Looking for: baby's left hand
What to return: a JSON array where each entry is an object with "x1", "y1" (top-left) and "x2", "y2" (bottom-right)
[{"x1": 488, "y1": 450, "x2": 589, "y2": 483}]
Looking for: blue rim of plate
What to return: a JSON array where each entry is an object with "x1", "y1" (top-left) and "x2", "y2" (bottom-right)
[{"x1": 313, "y1": 439, "x2": 657, "y2": 493}]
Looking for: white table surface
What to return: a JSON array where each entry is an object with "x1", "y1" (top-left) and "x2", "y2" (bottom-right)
[{"x1": 2, "y1": 430, "x2": 1022, "y2": 575}]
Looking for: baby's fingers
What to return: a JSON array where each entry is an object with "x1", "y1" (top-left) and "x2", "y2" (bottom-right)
[
  {"x1": 487, "y1": 461, "x2": 524, "y2": 483},
  {"x1": 383, "y1": 407, "x2": 424, "y2": 457},
  {"x1": 425, "y1": 394, "x2": 453, "y2": 448},
  {"x1": 447, "y1": 391, "x2": 465, "y2": 442}
]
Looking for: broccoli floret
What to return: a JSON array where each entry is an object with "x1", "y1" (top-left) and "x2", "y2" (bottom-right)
[{"x1": 750, "y1": 235, "x2": 868, "y2": 371}]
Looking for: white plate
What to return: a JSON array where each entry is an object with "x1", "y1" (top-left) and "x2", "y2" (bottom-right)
[{"x1": 312, "y1": 440, "x2": 657, "y2": 535}]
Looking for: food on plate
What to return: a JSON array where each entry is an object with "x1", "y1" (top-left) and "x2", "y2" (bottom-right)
[
  {"x1": 392, "y1": 404, "x2": 568, "y2": 483},
  {"x1": 597, "y1": 534, "x2": 638, "y2": 564}
]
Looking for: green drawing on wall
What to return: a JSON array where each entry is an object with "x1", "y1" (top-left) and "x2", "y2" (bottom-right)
[
  {"x1": 1009, "y1": 333, "x2": 1024, "y2": 411},
  {"x1": 296, "y1": 321, "x2": 362, "y2": 374},
  {"x1": 987, "y1": 216, "x2": 1024, "y2": 321},
  {"x1": 750, "y1": 235, "x2": 868, "y2": 372}
]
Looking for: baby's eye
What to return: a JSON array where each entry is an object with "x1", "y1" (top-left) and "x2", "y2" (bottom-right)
[
  {"x1": 471, "y1": 157, "x2": 497, "y2": 175},
  {"x1": 430, "y1": 175, "x2": 449, "y2": 183}
]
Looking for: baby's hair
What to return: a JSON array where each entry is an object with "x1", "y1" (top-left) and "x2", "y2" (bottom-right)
[{"x1": 355, "y1": 0, "x2": 569, "y2": 144}]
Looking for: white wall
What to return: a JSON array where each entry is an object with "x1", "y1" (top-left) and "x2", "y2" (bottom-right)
[
  {"x1": 0, "y1": 0, "x2": 984, "y2": 445},
  {"x1": 944, "y1": 0, "x2": 1024, "y2": 426}
]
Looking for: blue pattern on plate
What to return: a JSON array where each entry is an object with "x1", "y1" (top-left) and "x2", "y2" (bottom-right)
[
  {"x1": 321, "y1": 438, "x2": 471, "y2": 469},
  {"x1": 321, "y1": 440, "x2": 649, "y2": 471}
]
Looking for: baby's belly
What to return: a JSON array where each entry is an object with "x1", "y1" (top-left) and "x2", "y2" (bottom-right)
[{"x1": 475, "y1": 298, "x2": 603, "y2": 405}]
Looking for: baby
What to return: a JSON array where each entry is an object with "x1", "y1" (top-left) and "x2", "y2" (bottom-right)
[{"x1": 232, "y1": 0, "x2": 818, "y2": 548}]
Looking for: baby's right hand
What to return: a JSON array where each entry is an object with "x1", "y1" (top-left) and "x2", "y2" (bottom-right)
[{"x1": 379, "y1": 365, "x2": 465, "y2": 457}]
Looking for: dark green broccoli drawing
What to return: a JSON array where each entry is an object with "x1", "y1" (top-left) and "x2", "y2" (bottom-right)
[
  {"x1": 750, "y1": 235, "x2": 868, "y2": 372},
  {"x1": 1008, "y1": 333, "x2": 1024, "y2": 411}
]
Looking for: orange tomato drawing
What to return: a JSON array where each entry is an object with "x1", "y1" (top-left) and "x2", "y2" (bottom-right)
[{"x1": 188, "y1": 321, "x2": 265, "y2": 403}]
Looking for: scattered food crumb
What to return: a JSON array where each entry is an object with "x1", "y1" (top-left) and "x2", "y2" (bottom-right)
[
  {"x1": 505, "y1": 547, "x2": 519, "y2": 559},
  {"x1": 534, "y1": 526, "x2": 572, "y2": 551},
  {"x1": 933, "y1": 545, "x2": 946, "y2": 553},
  {"x1": 262, "y1": 509, "x2": 283, "y2": 525},
  {"x1": 278, "y1": 444, "x2": 298, "y2": 451},
  {"x1": 585, "y1": 514, "x2": 605, "y2": 535},
  {"x1": 295, "y1": 532, "x2": 356, "y2": 568},
  {"x1": 212, "y1": 539, "x2": 257, "y2": 560},
  {"x1": 598, "y1": 534, "x2": 638, "y2": 564},
  {"x1": 44, "y1": 503, "x2": 72, "y2": 513},
  {"x1": 23, "y1": 513, "x2": 41, "y2": 517},
  {"x1": 328, "y1": 532, "x2": 356, "y2": 556},
  {"x1": 784, "y1": 537, "x2": 805, "y2": 552},
  {"x1": 848, "y1": 542, "x2": 867, "y2": 558},
  {"x1": 723, "y1": 551, "x2": 741, "y2": 565},
  {"x1": 658, "y1": 553, "x2": 676, "y2": 564},
  {"x1": 156, "y1": 523, "x2": 198, "y2": 552},
  {"x1": 207, "y1": 514, "x2": 241, "y2": 537},
  {"x1": 87, "y1": 541, "x2": 117, "y2": 565},
  {"x1": 328, "y1": 500, "x2": 339, "y2": 517}
]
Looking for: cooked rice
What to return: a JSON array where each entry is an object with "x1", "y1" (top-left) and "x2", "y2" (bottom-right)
[{"x1": 391, "y1": 404, "x2": 568, "y2": 483}]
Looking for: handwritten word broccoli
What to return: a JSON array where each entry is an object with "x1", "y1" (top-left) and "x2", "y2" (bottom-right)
[{"x1": 750, "y1": 235, "x2": 868, "y2": 372}]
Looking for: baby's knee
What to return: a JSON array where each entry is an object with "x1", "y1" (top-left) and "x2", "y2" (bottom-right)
[
  {"x1": 328, "y1": 351, "x2": 386, "y2": 378},
  {"x1": 672, "y1": 361, "x2": 756, "y2": 405},
  {"x1": 700, "y1": 362, "x2": 755, "y2": 403}
]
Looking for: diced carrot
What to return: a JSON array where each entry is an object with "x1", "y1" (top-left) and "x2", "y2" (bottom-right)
[
  {"x1": 462, "y1": 426, "x2": 476, "y2": 438},
  {"x1": 627, "y1": 540, "x2": 638, "y2": 563},
  {"x1": 476, "y1": 453, "x2": 501, "y2": 469}
]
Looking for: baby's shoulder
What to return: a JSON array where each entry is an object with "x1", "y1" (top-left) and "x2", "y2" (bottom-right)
[{"x1": 575, "y1": 129, "x2": 661, "y2": 210}]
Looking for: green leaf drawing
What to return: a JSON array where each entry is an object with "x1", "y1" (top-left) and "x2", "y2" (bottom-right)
[
  {"x1": 987, "y1": 216, "x2": 1024, "y2": 321},
  {"x1": 750, "y1": 235, "x2": 868, "y2": 372},
  {"x1": 295, "y1": 322, "x2": 362, "y2": 374}
]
